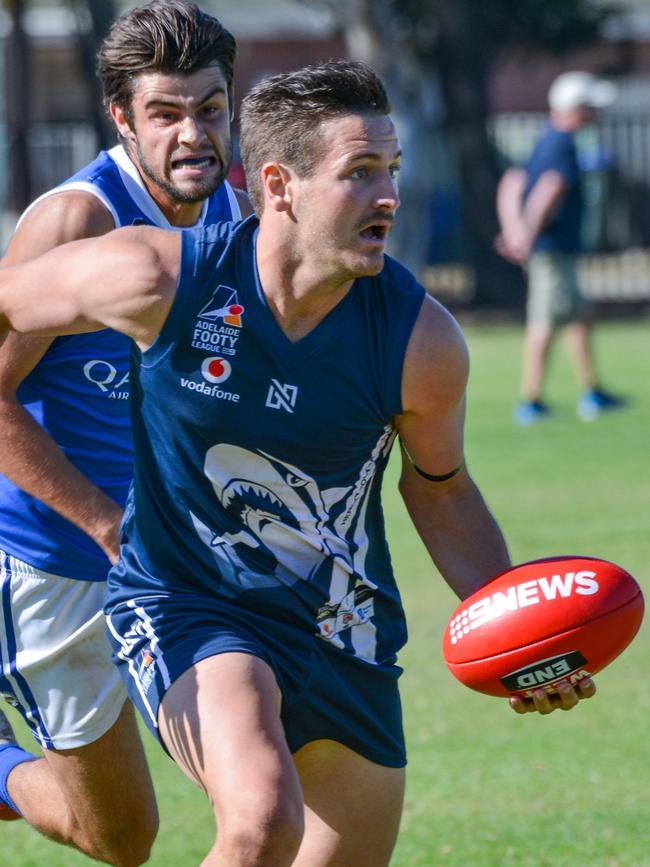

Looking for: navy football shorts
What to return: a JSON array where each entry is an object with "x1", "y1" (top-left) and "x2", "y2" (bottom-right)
[{"x1": 105, "y1": 589, "x2": 406, "y2": 768}]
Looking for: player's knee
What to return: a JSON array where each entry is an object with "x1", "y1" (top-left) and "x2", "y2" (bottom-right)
[
  {"x1": 220, "y1": 790, "x2": 304, "y2": 864},
  {"x1": 85, "y1": 807, "x2": 159, "y2": 867}
]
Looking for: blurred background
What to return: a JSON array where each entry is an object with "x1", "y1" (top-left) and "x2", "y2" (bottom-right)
[{"x1": 2, "y1": 0, "x2": 650, "y2": 313}]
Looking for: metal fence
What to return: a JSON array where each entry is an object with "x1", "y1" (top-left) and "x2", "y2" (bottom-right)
[
  {"x1": 28, "y1": 122, "x2": 98, "y2": 197},
  {"x1": 0, "y1": 122, "x2": 99, "y2": 250}
]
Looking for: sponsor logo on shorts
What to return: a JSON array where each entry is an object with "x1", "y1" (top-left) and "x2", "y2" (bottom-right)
[
  {"x1": 83, "y1": 359, "x2": 130, "y2": 400},
  {"x1": 317, "y1": 585, "x2": 375, "y2": 640},
  {"x1": 192, "y1": 285, "x2": 244, "y2": 356},
  {"x1": 500, "y1": 651, "x2": 589, "y2": 692},
  {"x1": 138, "y1": 647, "x2": 157, "y2": 692},
  {"x1": 447, "y1": 571, "x2": 600, "y2": 645},
  {"x1": 118, "y1": 619, "x2": 149, "y2": 658}
]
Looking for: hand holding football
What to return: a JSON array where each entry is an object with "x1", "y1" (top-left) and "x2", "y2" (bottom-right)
[{"x1": 442, "y1": 556, "x2": 644, "y2": 698}]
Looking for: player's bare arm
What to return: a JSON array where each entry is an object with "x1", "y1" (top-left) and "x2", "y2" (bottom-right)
[
  {"x1": 3, "y1": 190, "x2": 117, "y2": 265},
  {"x1": 0, "y1": 226, "x2": 181, "y2": 348},
  {"x1": 395, "y1": 295, "x2": 511, "y2": 601},
  {"x1": 0, "y1": 192, "x2": 125, "y2": 559},
  {"x1": 0, "y1": 203, "x2": 176, "y2": 561},
  {"x1": 396, "y1": 297, "x2": 595, "y2": 714},
  {"x1": 0, "y1": 334, "x2": 123, "y2": 562}
]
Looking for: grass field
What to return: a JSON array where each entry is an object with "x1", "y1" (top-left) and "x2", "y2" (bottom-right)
[{"x1": 3, "y1": 319, "x2": 650, "y2": 866}]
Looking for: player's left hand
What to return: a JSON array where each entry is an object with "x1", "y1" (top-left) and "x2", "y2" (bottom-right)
[{"x1": 508, "y1": 677, "x2": 596, "y2": 715}]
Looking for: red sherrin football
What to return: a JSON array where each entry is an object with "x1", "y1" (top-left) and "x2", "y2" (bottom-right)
[{"x1": 442, "y1": 556, "x2": 644, "y2": 697}]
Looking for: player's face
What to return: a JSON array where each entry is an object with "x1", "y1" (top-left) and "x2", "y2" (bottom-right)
[
  {"x1": 289, "y1": 113, "x2": 401, "y2": 280},
  {"x1": 113, "y1": 65, "x2": 232, "y2": 224}
]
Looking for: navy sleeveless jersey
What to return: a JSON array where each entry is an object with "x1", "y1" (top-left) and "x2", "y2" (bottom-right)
[
  {"x1": 0, "y1": 146, "x2": 241, "y2": 580},
  {"x1": 110, "y1": 218, "x2": 425, "y2": 665}
]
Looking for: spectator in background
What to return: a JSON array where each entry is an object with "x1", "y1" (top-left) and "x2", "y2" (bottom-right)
[{"x1": 495, "y1": 71, "x2": 625, "y2": 424}]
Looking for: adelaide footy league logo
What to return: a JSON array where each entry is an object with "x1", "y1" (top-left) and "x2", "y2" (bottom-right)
[
  {"x1": 192, "y1": 285, "x2": 245, "y2": 356},
  {"x1": 201, "y1": 357, "x2": 232, "y2": 384},
  {"x1": 198, "y1": 285, "x2": 244, "y2": 326}
]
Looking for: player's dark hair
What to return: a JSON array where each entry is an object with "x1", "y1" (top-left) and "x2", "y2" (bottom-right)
[
  {"x1": 98, "y1": 0, "x2": 237, "y2": 120},
  {"x1": 240, "y1": 60, "x2": 391, "y2": 215}
]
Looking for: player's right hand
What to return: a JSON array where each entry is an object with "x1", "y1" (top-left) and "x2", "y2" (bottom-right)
[{"x1": 508, "y1": 676, "x2": 596, "y2": 715}]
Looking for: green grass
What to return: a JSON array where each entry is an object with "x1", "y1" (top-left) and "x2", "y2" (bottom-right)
[{"x1": 3, "y1": 320, "x2": 650, "y2": 865}]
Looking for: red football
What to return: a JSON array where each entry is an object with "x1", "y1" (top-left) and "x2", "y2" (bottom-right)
[{"x1": 442, "y1": 556, "x2": 644, "y2": 697}]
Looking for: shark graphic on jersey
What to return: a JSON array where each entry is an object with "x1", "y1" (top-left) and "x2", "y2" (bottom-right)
[{"x1": 189, "y1": 427, "x2": 395, "y2": 662}]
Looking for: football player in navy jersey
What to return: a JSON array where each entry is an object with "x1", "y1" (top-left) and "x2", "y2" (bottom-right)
[
  {"x1": 0, "y1": 60, "x2": 595, "y2": 866},
  {"x1": 0, "y1": 1, "x2": 250, "y2": 862}
]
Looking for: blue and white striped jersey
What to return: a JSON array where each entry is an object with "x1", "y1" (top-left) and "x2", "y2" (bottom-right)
[{"x1": 0, "y1": 146, "x2": 242, "y2": 580}]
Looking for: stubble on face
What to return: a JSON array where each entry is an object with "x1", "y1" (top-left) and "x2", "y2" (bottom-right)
[
  {"x1": 132, "y1": 136, "x2": 232, "y2": 204},
  {"x1": 304, "y1": 114, "x2": 400, "y2": 280},
  {"x1": 122, "y1": 66, "x2": 234, "y2": 208}
]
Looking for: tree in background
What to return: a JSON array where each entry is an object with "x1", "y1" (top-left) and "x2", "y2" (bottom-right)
[
  {"x1": 68, "y1": 0, "x2": 118, "y2": 149},
  {"x1": 4, "y1": 0, "x2": 31, "y2": 210},
  {"x1": 3, "y1": 0, "x2": 116, "y2": 216},
  {"x1": 306, "y1": 0, "x2": 618, "y2": 306}
]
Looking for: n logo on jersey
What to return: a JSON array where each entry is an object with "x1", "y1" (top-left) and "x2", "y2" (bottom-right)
[
  {"x1": 198, "y1": 285, "x2": 244, "y2": 327},
  {"x1": 265, "y1": 380, "x2": 298, "y2": 413}
]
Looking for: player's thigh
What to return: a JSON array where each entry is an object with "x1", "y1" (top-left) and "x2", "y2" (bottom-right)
[
  {"x1": 42, "y1": 700, "x2": 157, "y2": 830},
  {"x1": 293, "y1": 738, "x2": 405, "y2": 867},
  {"x1": 158, "y1": 652, "x2": 303, "y2": 820}
]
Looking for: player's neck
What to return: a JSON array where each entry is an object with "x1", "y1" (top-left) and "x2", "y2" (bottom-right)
[
  {"x1": 142, "y1": 180, "x2": 205, "y2": 227},
  {"x1": 256, "y1": 231, "x2": 353, "y2": 343}
]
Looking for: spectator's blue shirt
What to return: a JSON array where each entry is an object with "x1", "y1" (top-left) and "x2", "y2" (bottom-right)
[{"x1": 524, "y1": 124, "x2": 583, "y2": 254}]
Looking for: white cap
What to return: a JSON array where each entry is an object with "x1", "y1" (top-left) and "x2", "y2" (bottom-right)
[{"x1": 548, "y1": 71, "x2": 617, "y2": 112}]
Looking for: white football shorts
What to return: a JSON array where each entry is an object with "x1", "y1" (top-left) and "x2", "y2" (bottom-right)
[{"x1": 0, "y1": 551, "x2": 126, "y2": 750}]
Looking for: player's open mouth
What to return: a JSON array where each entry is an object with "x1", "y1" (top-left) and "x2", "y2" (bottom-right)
[
  {"x1": 171, "y1": 156, "x2": 216, "y2": 172},
  {"x1": 359, "y1": 224, "x2": 390, "y2": 244}
]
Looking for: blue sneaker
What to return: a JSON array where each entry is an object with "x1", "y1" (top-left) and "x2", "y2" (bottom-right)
[
  {"x1": 577, "y1": 389, "x2": 626, "y2": 421},
  {"x1": 514, "y1": 400, "x2": 550, "y2": 425}
]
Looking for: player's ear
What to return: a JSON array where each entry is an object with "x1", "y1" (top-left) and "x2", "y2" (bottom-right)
[
  {"x1": 261, "y1": 162, "x2": 294, "y2": 213},
  {"x1": 110, "y1": 102, "x2": 135, "y2": 143}
]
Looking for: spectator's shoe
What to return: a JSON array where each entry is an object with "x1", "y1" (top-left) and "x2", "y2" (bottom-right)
[
  {"x1": 577, "y1": 389, "x2": 627, "y2": 422},
  {"x1": 0, "y1": 709, "x2": 22, "y2": 821},
  {"x1": 514, "y1": 400, "x2": 550, "y2": 425}
]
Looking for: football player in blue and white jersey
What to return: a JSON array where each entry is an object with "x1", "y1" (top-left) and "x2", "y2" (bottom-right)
[
  {"x1": 0, "y1": 60, "x2": 594, "y2": 866},
  {"x1": 0, "y1": 1, "x2": 249, "y2": 862}
]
